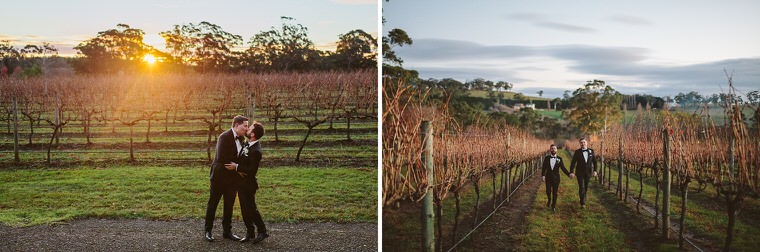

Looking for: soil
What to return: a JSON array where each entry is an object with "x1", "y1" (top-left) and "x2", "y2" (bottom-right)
[{"x1": 0, "y1": 219, "x2": 377, "y2": 252}]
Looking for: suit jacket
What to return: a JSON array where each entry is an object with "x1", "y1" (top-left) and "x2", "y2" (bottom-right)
[
  {"x1": 210, "y1": 129, "x2": 241, "y2": 185},
  {"x1": 569, "y1": 148, "x2": 597, "y2": 178},
  {"x1": 236, "y1": 141, "x2": 262, "y2": 190},
  {"x1": 542, "y1": 154, "x2": 569, "y2": 183}
]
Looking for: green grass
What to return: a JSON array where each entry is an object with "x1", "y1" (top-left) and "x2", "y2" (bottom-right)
[
  {"x1": 0, "y1": 165, "x2": 377, "y2": 227},
  {"x1": 603, "y1": 164, "x2": 760, "y2": 251},
  {"x1": 536, "y1": 110, "x2": 563, "y2": 119}
]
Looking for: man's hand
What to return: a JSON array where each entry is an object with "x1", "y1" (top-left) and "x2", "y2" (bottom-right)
[
  {"x1": 569, "y1": 173, "x2": 575, "y2": 178},
  {"x1": 542, "y1": 176, "x2": 545, "y2": 182},
  {"x1": 237, "y1": 172, "x2": 248, "y2": 178},
  {"x1": 593, "y1": 171, "x2": 598, "y2": 177},
  {"x1": 224, "y1": 162, "x2": 238, "y2": 171}
]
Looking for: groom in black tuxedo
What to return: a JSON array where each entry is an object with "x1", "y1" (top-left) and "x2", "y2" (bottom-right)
[
  {"x1": 204, "y1": 115, "x2": 248, "y2": 241},
  {"x1": 569, "y1": 137, "x2": 597, "y2": 208},
  {"x1": 225, "y1": 121, "x2": 269, "y2": 244},
  {"x1": 542, "y1": 144, "x2": 570, "y2": 212}
]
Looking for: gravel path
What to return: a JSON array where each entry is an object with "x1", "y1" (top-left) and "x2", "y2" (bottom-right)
[{"x1": 0, "y1": 219, "x2": 377, "y2": 252}]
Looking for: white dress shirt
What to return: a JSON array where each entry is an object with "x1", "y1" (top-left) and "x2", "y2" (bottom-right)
[
  {"x1": 582, "y1": 148, "x2": 588, "y2": 162},
  {"x1": 550, "y1": 155, "x2": 557, "y2": 170}
]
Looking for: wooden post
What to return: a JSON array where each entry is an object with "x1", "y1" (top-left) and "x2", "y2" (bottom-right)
[
  {"x1": 506, "y1": 133, "x2": 511, "y2": 202},
  {"x1": 662, "y1": 129, "x2": 671, "y2": 239},
  {"x1": 13, "y1": 97, "x2": 20, "y2": 162},
  {"x1": 618, "y1": 133, "x2": 623, "y2": 200},
  {"x1": 421, "y1": 121, "x2": 434, "y2": 252}
]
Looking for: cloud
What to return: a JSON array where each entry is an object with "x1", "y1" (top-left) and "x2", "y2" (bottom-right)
[
  {"x1": 0, "y1": 34, "x2": 21, "y2": 42},
  {"x1": 536, "y1": 22, "x2": 596, "y2": 33},
  {"x1": 398, "y1": 38, "x2": 760, "y2": 97},
  {"x1": 608, "y1": 15, "x2": 653, "y2": 26},
  {"x1": 506, "y1": 12, "x2": 596, "y2": 33},
  {"x1": 505, "y1": 12, "x2": 543, "y2": 21}
]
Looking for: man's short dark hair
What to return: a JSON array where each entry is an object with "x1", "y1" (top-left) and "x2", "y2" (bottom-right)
[
  {"x1": 579, "y1": 137, "x2": 586, "y2": 142},
  {"x1": 232, "y1": 115, "x2": 249, "y2": 128},
  {"x1": 251, "y1": 121, "x2": 264, "y2": 140},
  {"x1": 550, "y1": 144, "x2": 556, "y2": 148}
]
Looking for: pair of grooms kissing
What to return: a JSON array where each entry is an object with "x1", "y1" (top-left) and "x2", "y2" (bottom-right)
[{"x1": 204, "y1": 115, "x2": 269, "y2": 244}]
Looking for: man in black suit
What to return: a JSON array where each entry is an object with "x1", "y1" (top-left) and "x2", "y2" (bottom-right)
[
  {"x1": 226, "y1": 121, "x2": 269, "y2": 244},
  {"x1": 204, "y1": 115, "x2": 248, "y2": 242},
  {"x1": 569, "y1": 137, "x2": 597, "y2": 209},
  {"x1": 542, "y1": 144, "x2": 570, "y2": 212}
]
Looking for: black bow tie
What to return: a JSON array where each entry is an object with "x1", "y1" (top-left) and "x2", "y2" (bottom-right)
[
  {"x1": 236, "y1": 136, "x2": 244, "y2": 142},
  {"x1": 550, "y1": 156, "x2": 557, "y2": 159},
  {"x1": 582, "y1": 149, "x2": 589, "y2": 152}
]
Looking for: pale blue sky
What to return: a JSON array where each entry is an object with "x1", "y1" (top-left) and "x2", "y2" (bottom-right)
[
  {"x1": 383, "y1": 0, "x2": 760, "y2": 98},
  {"x1": 1, "y1": 0, "x2": 377, "y2": 55}
]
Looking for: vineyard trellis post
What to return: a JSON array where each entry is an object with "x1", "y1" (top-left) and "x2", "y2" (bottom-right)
[
  {"x1": 617, "y1": 132, "x2": 623, "y2": 200},
  {"x1": 600, "y1": 115, "x2": 606, "y2": 186},
  {"x1": 421, "y1": 120, "x2": 435, "y2": 252},
  {"x1": 662, "y1": 128, "x2": 671, "y2": 239},
  {"x1": 13, "y1": 96, "x2": 20, "y2": 162}
]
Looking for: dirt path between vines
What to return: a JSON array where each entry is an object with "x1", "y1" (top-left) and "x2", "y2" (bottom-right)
[{"x1": 0, "y1": 219, "x2": 376, "y2": 252}]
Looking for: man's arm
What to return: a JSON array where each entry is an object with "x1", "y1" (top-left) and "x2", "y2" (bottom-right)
[
  {"x1": 237, "y1": 150, "x2": 261, "y2": 176},
  {"x1": 569, "y1": 151, "x2": 577, "y2": 174},
  {"x1": 559, "y1": 159, "x2": 570, "y2": 176},
  {"x1": 541, "y1": 157, "x2": 548, "y2": 177}
]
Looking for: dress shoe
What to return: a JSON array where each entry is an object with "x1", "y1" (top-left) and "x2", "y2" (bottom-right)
[
  {"x1": 223, "y1": 232, "x2": 242, "y2": 241},
  {"x1": 240, "y1": 233, "x2": 255, "y2": 242},
  {"x1": 251, "y1": 233, "x2": 269, "y2": 244},
  {"x1": 204, "y1": 231, "x2": 215, "y2": 242}
]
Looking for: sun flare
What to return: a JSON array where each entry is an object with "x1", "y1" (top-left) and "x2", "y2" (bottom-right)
[{"x1": 143, "y1": 54, "x2": 156, "y2": 64}]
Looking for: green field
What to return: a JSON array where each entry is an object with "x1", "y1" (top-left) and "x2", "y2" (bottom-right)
[
  {"x1": 466, "y1": 90, "x2": 551, "y2": 101},
  {"x1": 0, "y1": 165, "x2": 377, "y2": 227}
]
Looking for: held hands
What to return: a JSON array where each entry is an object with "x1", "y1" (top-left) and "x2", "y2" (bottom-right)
[
  {"x1": 593, "y1": 171, "x2": 598, "y2": 177},
  {"x1": 569, "y1": 173, "x2": 575, "y2": 178},
  {"x1": 224, "y1": 162, "x2": 238, "y2": 171},
  {"x1": 542, "y1": 176, "x2": 545, "y2": 182}
]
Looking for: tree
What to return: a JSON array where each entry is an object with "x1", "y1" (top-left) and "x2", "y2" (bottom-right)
[
  {"x1": 382, "y1": 28, "x2": 418, "y2": 80},
  {"x1": 334, "y1": 29, "x2": 377, "y2": 70},
  {"x1": 565, "y1": 79, "x2": 623, "y2": 135},
  {"x1": 517, "y1": 107, "x2": 540, "y2": 132},
  {"x1": 513, "y1": 93, "x2": 526, "y2": 101},
  {"x1": 74, "y1": 24, "x2": 157, "y2": 74},
  {"x1": 160, "y1": 21, "x2": 243, "y2": 72},
  {"x1": 246, "y1": 17, "x2": 320, "y2": 72}
]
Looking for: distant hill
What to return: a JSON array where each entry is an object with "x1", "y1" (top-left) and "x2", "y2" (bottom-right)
[{"x1": 465, "y1": 90, "x2": 552, "y2": 101}]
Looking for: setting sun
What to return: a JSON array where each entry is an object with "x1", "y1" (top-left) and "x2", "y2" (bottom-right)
[{"x1": 143, "y1": 54, "x2": 156, "y2": 64}]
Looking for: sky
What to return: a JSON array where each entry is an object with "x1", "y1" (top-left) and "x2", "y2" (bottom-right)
[
  {"x1": 1, "y1": 0, "x2": 377, "y2": 56},
  {"x1": 383, "y1": 0, "x2": 760, "y2": 99}
]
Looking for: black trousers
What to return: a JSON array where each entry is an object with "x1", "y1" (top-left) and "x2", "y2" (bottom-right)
[
  {"x1": 545, "y1": 179, "x2": 559, "y2": 208},
  {"x1": 204, "y1": 181, "x2": 237, "y2": 232},
  {"x1": 576, "y1": 175, "x2": 590, "y2": 206},
  {"x1": 239, "y1": 185, "x2": 267, "y2": 235}
]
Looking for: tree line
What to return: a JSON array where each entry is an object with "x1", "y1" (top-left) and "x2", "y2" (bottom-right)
[{"x1": 1, "y1": 17, "x2": 377, "y2": 75}]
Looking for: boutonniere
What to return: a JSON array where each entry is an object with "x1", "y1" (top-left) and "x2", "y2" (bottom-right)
[{"x1": 242, "y1": 147, "x2": 249, "y2": 156}]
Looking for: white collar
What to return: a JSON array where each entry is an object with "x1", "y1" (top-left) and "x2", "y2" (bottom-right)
[{"x1": 249, "y1": 139, "x2": 259, "y2": 146}]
